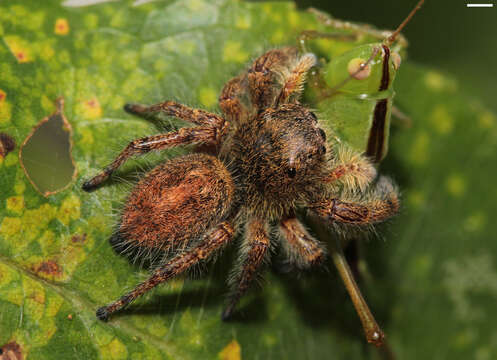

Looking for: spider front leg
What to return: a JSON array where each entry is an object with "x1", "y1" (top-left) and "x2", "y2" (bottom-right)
[
  {"x1": 279, "y1": 212, "x2": 325, "y2": 269},
  {"x1": 124, "y1": 101, "x2": 226, "y2": 129},
  {"x1": 222, "y1": 218, "x2": 270, "y2": 320},
  {"x1": 97, "y1": 221, "x2": 235, "y2": 321},
  {"x1": 247, "y1": 47, "x2": 316, "y2": 110},
  {"x1": 311, "y1": 177, "x2": 399, "y2": 225},
  {"x1": 325, "y1": 145, "x2": 377, "y2": 193},
  {"x1": 83, "y1": 101, "x2": 227, "y2": 191},
  {"x1": 308, "y1": 177, "x2": 399, "y2": 346}
]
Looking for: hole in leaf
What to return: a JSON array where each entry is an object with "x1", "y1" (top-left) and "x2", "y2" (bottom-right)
[
  {"x1": 19, "y1": 97, "x2": 77, "y2": 197},
  {"x1": 0, "y1": 132, "x2": 16, "y2": 158}
]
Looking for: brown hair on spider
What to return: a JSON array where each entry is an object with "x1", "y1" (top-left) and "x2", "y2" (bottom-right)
[{"x1": 83, "y1": 46, "x2": 399, "y2": 346}]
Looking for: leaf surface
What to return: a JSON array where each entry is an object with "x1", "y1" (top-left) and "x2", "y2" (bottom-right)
[{"x1": 0, "y1": 1, "x2": 496, "y2": 359}]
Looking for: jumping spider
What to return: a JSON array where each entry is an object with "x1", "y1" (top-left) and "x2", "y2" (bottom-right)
[{"x1": 83, "y1": 46, "x2": 399, "y2": 345}]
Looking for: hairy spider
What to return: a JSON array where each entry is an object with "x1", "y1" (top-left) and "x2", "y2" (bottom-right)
[{"x1": 82, "y1": 46, "x2": 399, "y2": 345}]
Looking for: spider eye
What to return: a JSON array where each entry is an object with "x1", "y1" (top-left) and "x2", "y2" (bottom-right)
[{"x1": 287, "y1": 167, "x2": 297, "y2": 178}]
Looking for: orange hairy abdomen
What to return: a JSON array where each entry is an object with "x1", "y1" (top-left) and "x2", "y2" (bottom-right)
[{"x1": 118, "y1": 153, "x2": 233, "y2": 250}]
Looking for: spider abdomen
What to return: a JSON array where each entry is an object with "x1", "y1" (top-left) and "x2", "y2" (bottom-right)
[{"x1": 117, "y1": 153, "x2": 234, "y2": 252}]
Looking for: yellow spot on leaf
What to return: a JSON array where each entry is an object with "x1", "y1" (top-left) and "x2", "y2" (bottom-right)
[
  {"x1": 0, "y1": 262, "x2": 18, "y2": 287},
  {"x1": 464, "y1": 212, "x2": 487, "y2": 232},
  {"x1": 288, "y1": 12, "x2": 299, "y2": 27},
  {"x1": 199, "y1": 87, "x2": 217, "y2": 108},
  {"x1": 407, "y1": 190, "x2": 425, "y2": 209},
  {"x1": 219, "y1": 340, "x2": 241, "y2": 360},
  {"x1": 262, "y1": 3, "x2": 274, "y2": 14},
  {"x1": 4, "y1": 35, "x2": 34, "y2": 63},
  {"x1": 57, "y1": 195, "x2": 81, "y2": 226},
  {"x1": 23, "y1": 276, "x2": 46, "y2": 321},
  {"x1": 6, "y1": 285, "x2": 23, "y2": 306},
  {"x1": 446, "y1": 174, "x2": 466, "y2": 197},
  {"x1": 81, "y1": 97, "x2": 102, "y2": 119},
  {"x1": 0, "y1": 95, "x2": 12, "y2": 125},
  {"x1": 0, "y1": 217, "x2": 22, "y2": 237},
  {"x1": 4, "y1": 151, "x2": 18, "y2": 166},
  {"x1": 188, "y1": 0, "x2": 206, "y2": 12},
  {"x1": 84, "y1": 13, "x2": 99, "y2": 29},
  {"x1": 55, "y1": 18, "x2": 70, "y2": 35},
  {"x1": 223, "y1": 41, "x2": 249, "y2": 64},
  {"x1": 424, "y1": 71, "x2": 458, "y2": 92},
  {"x1": 80, "y1": 128, "x2": 94, "y2": 145},
  {"x1": 430, "y1": 105, "x2": 453, "y2": 134},
  {"x1": 146, "y1": 321, "x2": 168, "y2": 338},
  {"x1": 479, "y1": 111, "x2": 495, "y2": 129},
  {"x1": 93, "y1": 325, "x2": 114, "y2": 346},
  {"x1": 408, "y1": 132, "x2": 429, "y2": 166},
  {"x1": 15, "y1": 203, "x2": 58, "y2": 247},
  {"x1": 6, "y1": 195, "x2": 24, "y2": 214},
  {"x1": 0, "y1": 89, "x2": 6, "y2": 102},
  {"x1": 102, "y1": 338, "x2": 128, "y2": 360},
  {"x1": 271, "y1": 30, "x2": 285, "y2": 43},
  {"x1": 424, "y1": 71, "x2": 444, "y2": 91},
  {"x1": 236, "y1": 14, "x2": 251, "y2": 29},
  {"x1": 39, "y1": 42, "x2": 55, "y2": 61},
  {"x1": 14, "y1": 181, "x2": 26, "y2": 194}
]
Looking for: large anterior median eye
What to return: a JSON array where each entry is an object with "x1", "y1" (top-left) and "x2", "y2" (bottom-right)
[{"x1": 287, "y1": 167, "x2": 297, "y2": 178}]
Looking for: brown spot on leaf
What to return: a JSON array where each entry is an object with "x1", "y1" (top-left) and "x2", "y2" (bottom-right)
[
  {"x1": 19, "y1": 97, "x2": 77, "y2": 197},
  {"x1": 33, "y1": 260, "x2": 62, "y2": 279},
  {"x1": 71, "y1": 233, "x2": 87, "y2": 243},
  {"x1": 67, "y1": 314, "x2": 73, "y2": 320},
  {"x1": 0, "y1": 133, "x2": 16, "y2": 158},
  {"x1": 0, "y1": 341, "x2": 23, "y2": 360}
]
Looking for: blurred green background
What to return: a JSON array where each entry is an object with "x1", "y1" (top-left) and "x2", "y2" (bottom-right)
[{"x1": 294, "y1": 0, "x2": 497, "y2": 113}]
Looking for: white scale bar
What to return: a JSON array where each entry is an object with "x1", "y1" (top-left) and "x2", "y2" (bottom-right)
[{"x1": 467, "y1": 3, "x2": 494, "y2": 7}]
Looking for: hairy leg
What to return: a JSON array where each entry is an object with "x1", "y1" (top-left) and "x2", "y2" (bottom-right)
[
  {"x1": 124, "y1": 101, "x2": 226, "y2": 129},
  {"x1": 96, "y1": 221, "x2": 235, "y2": 321},
  {"x1": 247, "y1": 47, "x2": 315, "y2": 111},
  {"x1": 275, "y1": 52, "x2": 316, "y2": 106},
  {"x1": 222, "y1": 218, "x2": 270, "y2": 320},
  {"x1": 82, "y1": 126, "x2": 216, "y2": 191},
  {"x1": 311, "y1": 177, "x2": 399, "y2": 225},
  {"x1": 279, "y1": 213, "x2": 325, "y2": 269},
  {"x1": 219, "y1": 74, "x2": 252, "y2": 124},
  {"x1": 324, "y1": 145, "x2": 377, "y2": 193}
]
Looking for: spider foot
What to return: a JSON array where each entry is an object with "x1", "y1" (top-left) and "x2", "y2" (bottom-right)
[{"x1": 96, "y1": 306, "x2": 110, "y2": 321}]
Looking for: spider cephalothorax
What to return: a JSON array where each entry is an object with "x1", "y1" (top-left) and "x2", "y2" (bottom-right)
[
  {"x1": 225, "y1": 103, "x2": 328, "y2": 219},
  {"x1": 82, "y1": 46, "x2": 398, "y2": 344}
]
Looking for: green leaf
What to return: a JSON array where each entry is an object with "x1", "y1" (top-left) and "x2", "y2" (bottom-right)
[{"x1": 1, "y1": 1, "x2": 496, "y2": 359}]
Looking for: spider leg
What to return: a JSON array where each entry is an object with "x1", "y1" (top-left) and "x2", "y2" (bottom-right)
[
  {"x1": 274, "y1": 52, "x2": 316, "y2": 106},
  {"x1": 324, "y1": 145, "x2": 377, "y2": 193},
  {"x1": 279, "y1": 212, "x2": 325, "y2": 269},
  {"x1": 82, "y1": 126, "x2": 217, "y2": 191},
  {"x1": 222, "y1": 217, "x2": 270, "y2": 320},
  {"x1": 247, "y1": 47, "x2": 316, "y2": 110},
  {"x1": 124, "y1": 101, "x2": 226, "y2": 129},
  {"x1": 96, "y1": 221, "x2": 235, "y2": 321},
  {"x1": 310, "y1": 177, "x2": 399, "y2": 225},
  {"x1": 219, "y1": 74, "x2": 252, "y2": 124}
]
